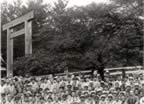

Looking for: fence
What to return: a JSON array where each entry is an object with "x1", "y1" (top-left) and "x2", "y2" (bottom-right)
[
  {"x1": 1, "y1": 65, "x2": 144, "y2": 78},
  {"x1": 55, "y1": 65, "x2": 144, "y2": 76}
]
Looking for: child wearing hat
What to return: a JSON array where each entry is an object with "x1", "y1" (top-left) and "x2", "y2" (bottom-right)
[
  {"x1": 5, "y1": 94, "x2": 14, "y2": 104},
  {"x1": 99, "y1": 94, "x2": 106, "y2": 104},
  {"x1": 14, "y1": 94, "x2": 22, "y2": 104},
  {"x1": 105, "y1": 94, "x2": 115, "y2": 104},
  {"x1": 79, "y1": 95, "x2": 87, "y2": 104},
  {"x1": 85, "y1": 94, "x2": 95, "y2": 104}
]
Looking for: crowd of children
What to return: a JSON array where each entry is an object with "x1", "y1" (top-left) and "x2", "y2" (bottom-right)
[{"x1": 0, "y1": 71, "x2": 144, "y2": 104}]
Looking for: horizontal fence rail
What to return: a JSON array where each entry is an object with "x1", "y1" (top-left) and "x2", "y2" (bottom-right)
[
  {"x1": 55, "y1": 66, "x2": 144, "y2": 76},
  {"x1": 1, "y1": 66, "x2": 143, "y2": 78}
]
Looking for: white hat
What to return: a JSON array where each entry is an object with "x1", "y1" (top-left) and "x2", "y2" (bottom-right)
[
  {"x1": 139, "y1": 97, "x2": 144, "y2": 104},
  {"x1": 119, "y1": 91, "x2": 126, "y2": 95},
  {"x1": 134, "y1": 83, "x2": 139, "y2": 86},
  {"x1": 96, "y1": 87, "x2": 103, "y2": 92},
  {"x1": 102, "y1": 91, "x2": 109, "y2": 94},
  {"x1": 108, "y1": 94, "x2": 114, "y2": 98},
  {"x1": 100, "y1": 95, "x2": 106, "y2": 99},
  {"x1": 141, "y1": 81, "x2": 144, "y2": 84},
  {"x1": 129, "y1": 77, "x2": 133, "y2": 79},
  {"x1": 125, "y1": 83, "x2": 131, "y2": 87}
]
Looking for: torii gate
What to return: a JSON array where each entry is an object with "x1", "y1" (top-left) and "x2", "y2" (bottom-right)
[{"x1": 2, "y1": 11, "x2": 34, "y2": 77}]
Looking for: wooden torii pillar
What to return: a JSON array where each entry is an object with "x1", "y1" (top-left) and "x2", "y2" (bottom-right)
[{"x1": 2, "y1": 11, "x2": 34, "y2": 77}]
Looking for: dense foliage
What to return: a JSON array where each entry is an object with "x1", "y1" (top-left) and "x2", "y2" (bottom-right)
[{"x1": 1, "y1": 0, "x2": 143, "y2": 79}]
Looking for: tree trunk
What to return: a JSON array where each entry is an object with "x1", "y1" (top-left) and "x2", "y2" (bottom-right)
[
  {"x1": 97, "y1": 66, "x2": 105, "y2": 81},
  {"x1": 122, "y1": 69, "x2": 126, "y2": 80},
  {"x1": 97, "y1": 54, "x2": 105, "y2": 81},
  {"x1": 91, "y1": 67, "x2": 96, "y2": 78}
]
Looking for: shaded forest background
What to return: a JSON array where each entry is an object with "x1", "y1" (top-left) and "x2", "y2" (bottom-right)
[{"x1": 1, "y1": 0, "x2": 143, "y2": 78}]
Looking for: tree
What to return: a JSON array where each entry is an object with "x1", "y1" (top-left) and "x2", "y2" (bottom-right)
[
  {"x1": 110, "y1": 0, "x2": 143, "y2": 67},
  {"x1": 112, "y1": 0, "x2": 143, "y2": 17},
  {"x1": 42, "y1": 2, "x2": 124, "y2": 80}
]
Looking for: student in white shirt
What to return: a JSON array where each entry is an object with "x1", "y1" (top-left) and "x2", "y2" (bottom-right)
[
  {"x1": 14, "y1": 95, "x2": 22, "y2": 104},
  {"x1": 79, "y1": 95, "x2": 86, "y2": 104},
  {"x1": 1, "y1": 81, "x2": 7, "y2": 95},
  {"x1": 52, "y1": 96, "x2": 61, "y2": 104},
  {"x1": 22, "y1": 95, "x2": 34, "y2": 104},
  {"x1": 85, "y1": 95, "x2": 95, "y2": 104},
  {"x1": 99, "y1": 95, "x2": 106, "y2": 104},
  {"x1": 1, "y1": 96, "x2": 6, "y2": 104},
  {"x1": 70, "y1": 91, "x2": 80, "y2": 103},
  {"x1": 5, "y1": 94, "x2": 14, "y2": 104},
  {"x1": 105, "y1": 94, "x2": 115, "y2": 104},
  {"x1": 59, "y1": 95, "x2": 69, "y2": 104}
]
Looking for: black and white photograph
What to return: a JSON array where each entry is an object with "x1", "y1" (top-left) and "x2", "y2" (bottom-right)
[{"x1": 0, "y1": 0, "x2": 144, "y2": 104}]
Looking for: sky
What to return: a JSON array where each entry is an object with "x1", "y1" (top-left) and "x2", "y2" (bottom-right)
[{"x1": 0, "y1": 0, "x2": 109, "y2": 7}]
